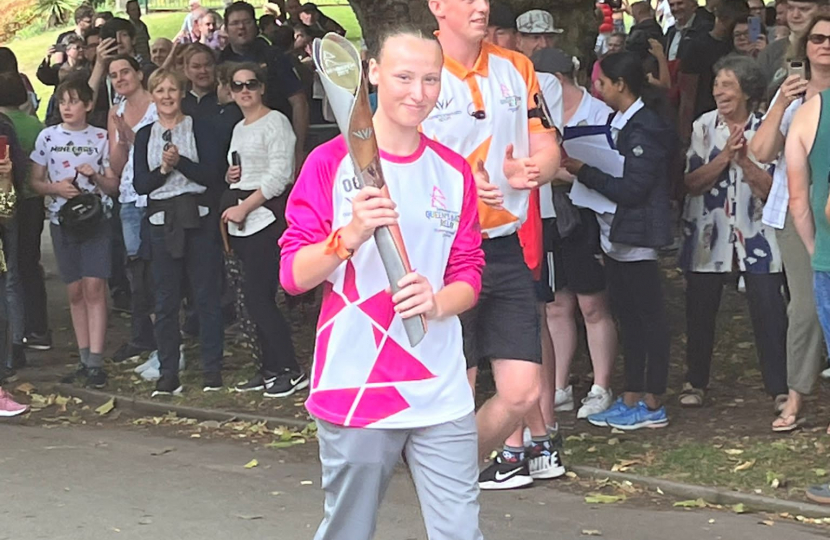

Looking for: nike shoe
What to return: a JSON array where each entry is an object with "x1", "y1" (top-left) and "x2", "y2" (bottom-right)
[
  {"x1": 577, "y1": 384, "x2": 614, "y2": 419},
  {"x1": 554, "y1": 385, "x2": 574, "y2": 411},
  {"x1": 587, "y1": 397, "x2": 633, "y2": 427},
  {"x1": 606, "y1": 401, "x2": 669, "y2": 431},
  {"x1": 479, "y1": 454, "x2": 534, "y2": 490},
  {"x1": 202, "y1": 372, "x2": 223, "y2": 392},
  {"x1": 527, "y1": 442, "x2": 566, "y2": 480},
  {"x1": 263, "y1": 371, "x2": 309, "y2": 398},
  {"x1": 234, "y1": 373, "x2": 265, "y2": 393}
]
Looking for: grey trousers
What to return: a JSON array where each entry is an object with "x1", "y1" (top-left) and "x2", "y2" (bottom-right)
[
  {"x1": 313, "y1": 413, "x2": 483, "y2": 540},
  {"x1": 777, "y1": 215, "x2": 826, "y2": 395}
]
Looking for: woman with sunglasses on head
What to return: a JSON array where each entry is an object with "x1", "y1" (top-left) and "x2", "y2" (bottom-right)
[
  {"x1": 221, "y1": 63, "x2": 306, "y2": 397},
  {"x1": 562, "y1": 51, "x2": 676, "y2": 432},
  {"x1": 106, "y1": 55, "x2": 158, "y2": 365},
  {"x1": 133, "y1": 68, "x2": 225, "y2": 397},
  {"x1": 750, "y1": 14, "x2": 830, "y2": 432}
]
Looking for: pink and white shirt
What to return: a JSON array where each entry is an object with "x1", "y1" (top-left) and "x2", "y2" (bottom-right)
[{"x1": 279, "y1": 134, "x2": 484, "y2": 429}]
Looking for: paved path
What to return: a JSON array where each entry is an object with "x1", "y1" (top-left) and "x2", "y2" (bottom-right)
[{"x1": 1, "y1": 423, "x2": 825, "y2": 540}]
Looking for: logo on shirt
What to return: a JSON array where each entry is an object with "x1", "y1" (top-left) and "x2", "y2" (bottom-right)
[
  {"x1": 430, "y1": 97, "x2": 462, "y2": 123},
  {"x1": 52, "y1": 142, "x2": 97, "y2": 158},
  {"x1": 425, "y1": 186, "x2": 459, "y2": 237},
  {"x1": 499, "y1": 84, "x2": 521, "y2": 111}
]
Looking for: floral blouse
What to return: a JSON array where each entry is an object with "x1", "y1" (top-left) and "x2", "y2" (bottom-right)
[{"x1": 679, "y1": 110, "x2": 781, "y2": 274}]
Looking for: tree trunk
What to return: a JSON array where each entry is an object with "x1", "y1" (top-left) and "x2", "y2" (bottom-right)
[{"x1": 347, "y1": 0, "x2": 598, "y2": 64}]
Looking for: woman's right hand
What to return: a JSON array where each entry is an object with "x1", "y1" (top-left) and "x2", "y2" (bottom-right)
[
  {"x1": 226, "y1": 165, "x2": 241, "y2": 184},
  {"x1": 779, "y1": 74, "x2": 809, "y2": 106},
  {"x1": 340, "y1": 186, "x2": 398, "y2": 250}
]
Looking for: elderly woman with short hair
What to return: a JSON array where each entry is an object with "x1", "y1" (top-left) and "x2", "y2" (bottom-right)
[
  {"x1": 678, "y1": 55, "x2": 787, "y2": 408},
  {"x1": 133, "y1": 68, "x2": 225, "y2": 397}
]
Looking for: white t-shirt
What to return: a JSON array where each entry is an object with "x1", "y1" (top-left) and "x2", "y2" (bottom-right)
[
  {"x1": 537, "y1": 72, "x2": 564, "y2": 220},
  {"x1": 30, "y1": 124, "x2": 112, "y2": 225},
  {"x1": 116, "y1": 100, "x2": 157, "y2": 208}
]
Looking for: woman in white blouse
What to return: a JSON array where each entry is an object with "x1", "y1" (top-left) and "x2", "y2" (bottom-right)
[
  {"x1": 679, "y1": 55, "x2": 786, "y2": 411},
  {"x1": 221, "y1": 63, "x2": 307, "y2": 398}
]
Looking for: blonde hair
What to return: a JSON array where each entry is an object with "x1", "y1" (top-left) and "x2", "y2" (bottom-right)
[{"x1": 147, "y1": 68, "x2": 186, "y2": 93}]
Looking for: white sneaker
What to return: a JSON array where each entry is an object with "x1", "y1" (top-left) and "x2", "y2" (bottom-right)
[
  {"x1": 134, "y1": 351, "x2": 159, "y2": 374},
  {"x1": 577, "y1": 384, "x2": 614, "y2": 419},
  {"x1": 821, "y1": 366, "x2": 830, "y2": 380},
  {"x1": 554, "y1": 386, "x2": 574, "y2": 411},
  {"x1": 178, "y1": 345, "x2": 187, "y2": 371},
  {"x1": 141, "y1": 366, "x2": 161, "y2": 381}
]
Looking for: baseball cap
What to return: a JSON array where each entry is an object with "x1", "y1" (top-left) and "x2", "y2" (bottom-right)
[
  {"x1": 516, "y1": 10, "x2": 564, "y2": 34},
  {"x1": 489, "y1": 2, "x2": 516, "y2": 30},
  {"x1": 531, "y1": 47, "x2": 576, "y2": 75}
]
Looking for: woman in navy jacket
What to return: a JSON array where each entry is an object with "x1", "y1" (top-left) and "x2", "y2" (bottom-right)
[{"x1": 563, "y1": 51, "x2": 676, "y2": 432}]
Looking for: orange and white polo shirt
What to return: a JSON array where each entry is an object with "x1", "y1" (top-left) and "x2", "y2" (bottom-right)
[{"x1": 420, "y1": 40, "x2": 553, "y2": 239}]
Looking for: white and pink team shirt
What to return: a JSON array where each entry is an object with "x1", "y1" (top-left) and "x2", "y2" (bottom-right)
[{"x1": 279, "y1": 134, "x2": 484, "y2": 429}]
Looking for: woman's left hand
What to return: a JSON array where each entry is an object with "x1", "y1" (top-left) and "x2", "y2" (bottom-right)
[
  {"x1": 391, "y1": 272, "x2": 439, "y2": 320},
  {"x1": 561, "y1": 157, "x2": 584, "y2": 177},
  {"x1": 222, "y1": 205, "x2": 249, "y2": 227},
  {"x1": 162, "y1": 144, "x2": 180, "y2": 170}
]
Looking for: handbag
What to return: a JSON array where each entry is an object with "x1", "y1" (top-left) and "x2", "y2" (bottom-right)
[{"x1": 57, "y1": 173, "x2": 104, "y2": 236}]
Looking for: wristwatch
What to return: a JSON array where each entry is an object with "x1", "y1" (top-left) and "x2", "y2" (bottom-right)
[{"x1": 324, "y1": 227, "x2": 355, "y2": 261}]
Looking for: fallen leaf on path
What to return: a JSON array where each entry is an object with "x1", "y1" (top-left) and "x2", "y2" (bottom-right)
[
  {"x1": 607, "y1": 438, "x2": 619, "y2": 446},
  {"x1": 235, "y1": 514, "x2": 263, "y2": 520},
  {"x1": 15, "y1": 382, "x2": 35, "y2": 394},
  {"x1": 759, "y1": 520, "x2": 774, "y2": 527},
  {"x1": 584, "y1": 493, "x2": 626, "y2": 504},
  {"x1": 814, "y1": 468, "x2": 827, "y2": 477},
  {"x1": 138, "y1": 517, "x2": 153, "y2": 525},
  {"x1": 673, "y1": 499, "x2": 707, "y2": 508},
  {"x1": 732, "y1": 503, "x2": 748, "y2": 514},
  {"x1": 733, "y1": 460, "x2": 755, "y2": 473},
  {"x1": 266, "y1": 440, "x2": 306, "y2": 449},
  {"x1": 95, "y1": 398, "x2": 116, "y2": 416},
  {"x1": 270, "y1": 491, "x2": 281, "y2": 496},
  {"x1": 150, "y1": 447, "x2": 176, "y2": 456},
  {"x1": 581, "y1": 530, "x2": 602, "y2": 536},
  {"x1": 656, "y1": 487, "x2": 664, "y2": 495},
  {"x1": 244, "y1": 459, "x2": 259, "y2": 469},
  {"x1": 300, "y1": 480, "x2": 313, "y2": 485},
  {"x1": 724, "y1": 449, "x2": 744, "y2": 456},
  {"x1": 565, "y1": 471, "x2": 578, "y2": 479}
]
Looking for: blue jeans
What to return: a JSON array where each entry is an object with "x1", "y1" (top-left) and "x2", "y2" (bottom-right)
[
  {"x1": 119, "y1": 201, "x2": 144, "y2": 257},
  {"x1": 149, "y1": 219, "x2": 223, "y2": 377},
  {"x1": 813, "y1": 271, "x2": 830, "y2": 359}
]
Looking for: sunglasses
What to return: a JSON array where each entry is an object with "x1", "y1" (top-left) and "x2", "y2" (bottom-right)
[
  {"x1": 230, "y1": 79, "x2": 262, "y2": 93},
  {"x1": 808, "y1": 33, "x2": 830, "y2": 45},
  {"x1": 162, "y1": 129, "x2": 172, "y2": 151}
]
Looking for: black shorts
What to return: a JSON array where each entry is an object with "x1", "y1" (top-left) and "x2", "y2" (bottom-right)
[
  {"x1": 462, "y1": 234, "x2": 542, "y2": 369},
  {"x1": 546, "y1": 211, "x2": 606, "y2": 295}
]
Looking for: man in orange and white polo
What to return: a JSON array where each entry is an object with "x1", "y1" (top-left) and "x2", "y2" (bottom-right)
[{"x1": 423, "y1": 0, "x2": 561, "y2": 490}]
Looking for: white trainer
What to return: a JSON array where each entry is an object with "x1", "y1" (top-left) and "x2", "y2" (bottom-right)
[
  {"x1": 554, "y1": 385, "x2": 574, "y2": 411},
  {"x1": 577, "y1": 384, "x2": 614, "y2": 419}
]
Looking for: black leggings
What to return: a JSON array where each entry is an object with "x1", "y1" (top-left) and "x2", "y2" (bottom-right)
[
  {"x1": 230, "y1": 224, "x2": 299, "y2": 376},
  {"x1": 605, "y1": 256, "x2": 670, "y2": 395}
]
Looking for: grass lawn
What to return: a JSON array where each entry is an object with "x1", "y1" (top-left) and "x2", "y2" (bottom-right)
[{"x1": 6, "y1": 6, "x2": 360, "y2": 120}]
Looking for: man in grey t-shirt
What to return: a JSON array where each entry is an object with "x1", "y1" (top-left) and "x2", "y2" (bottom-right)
[{"x1": 757, "y1": 0, "x2": 826, "y2": 97}]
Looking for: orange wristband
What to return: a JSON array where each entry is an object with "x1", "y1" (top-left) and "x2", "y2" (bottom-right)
[{"x1": 324, "y1": 227, "x2": 355, "y2": 261}]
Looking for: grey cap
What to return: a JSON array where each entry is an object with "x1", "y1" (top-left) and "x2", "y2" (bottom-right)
[
  {"x1": 531, "y1": 47, "x2": 575, "y2": 75},
  {"x1": 516, "y1": 10, "x2": 564, "y2": 34}
]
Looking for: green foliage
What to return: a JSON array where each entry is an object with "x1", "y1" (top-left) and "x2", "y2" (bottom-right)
[{"x1": 37, "y1": 0, "x2": 81, "y2": 28}]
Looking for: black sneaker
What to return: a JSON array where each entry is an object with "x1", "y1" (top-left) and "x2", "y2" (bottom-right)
[
  {"x1": 550, "y1": 430, "x2": 564, "y2": 450},
  {"x1": 60, "y1": 364, "x2": 88, "y2": 384},
  {"x1": 11, "y1": 344, "x2": 26, "y2": 369},
  {"x1": 23, "y1": 331, "x2": 52, "y2": 351},
  {"x1": 85, "y1": 367, "x2": 108, "y2": 389},
  {"x1": 527, "y1": 442, "x2": 566, "y2": 480},
  {"x1": 263, "y1": 371, "x2": 309, "y2": 398},
  {"x1": 234, "y1": 373, "x2": 265, "y2": 393},
  {"x1": 202, "y1": 372, "x2": 223, "y2": 392},
  {"x1": 111, "y1": 342, "x2": 149, "y2": 364},
  {"x1": 478, "y1": 453, "x2": 534, "y2": 490},
  {"x1": 152, "y1": 374, "x2": 183, "y2": 397}
]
